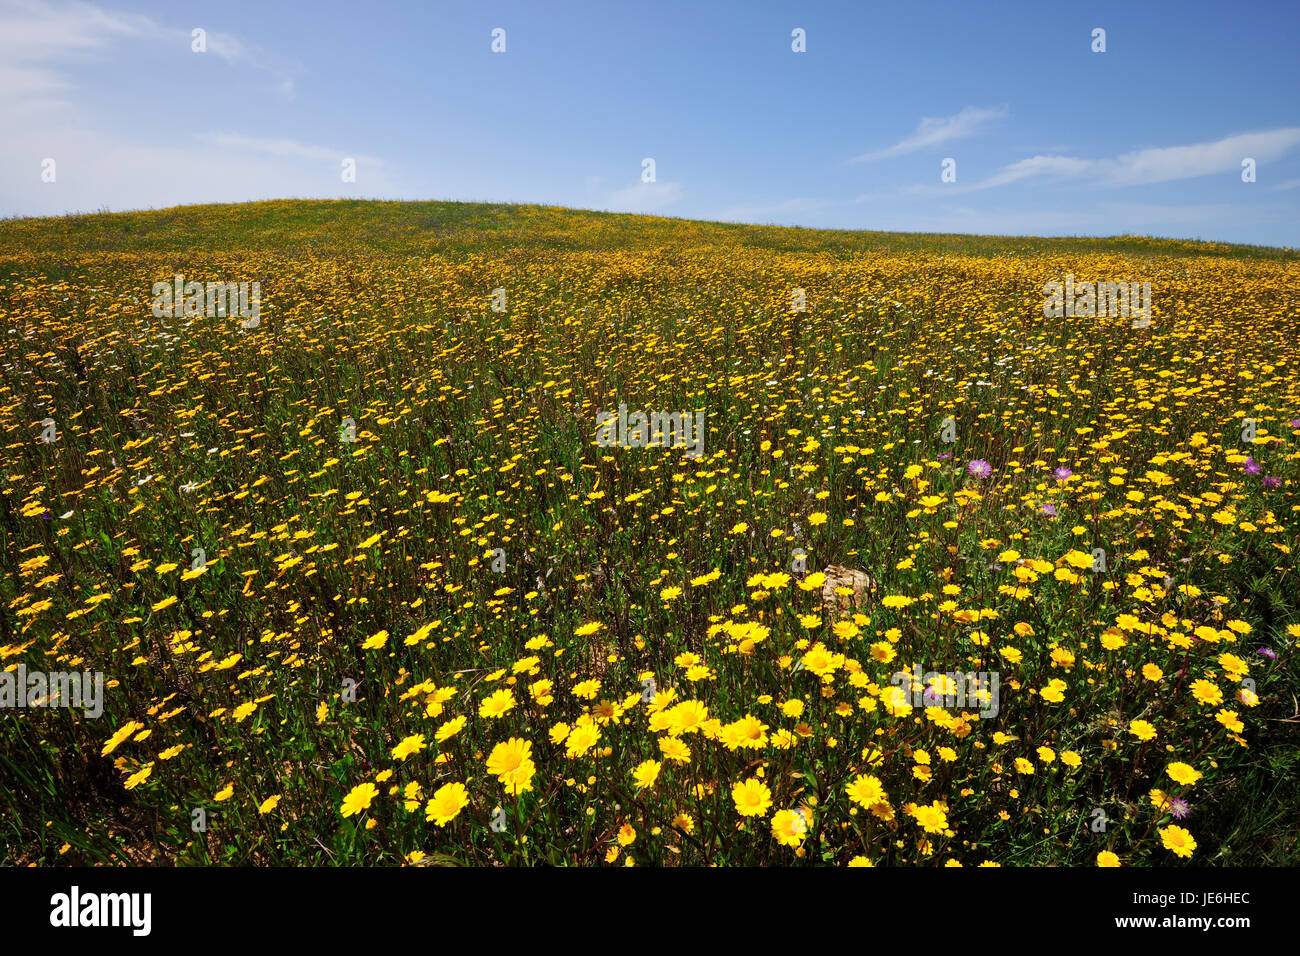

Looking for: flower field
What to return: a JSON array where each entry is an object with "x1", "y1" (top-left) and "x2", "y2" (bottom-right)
[{"x1": 2, "y1": 199, "x2": 1297, "y2": 866}]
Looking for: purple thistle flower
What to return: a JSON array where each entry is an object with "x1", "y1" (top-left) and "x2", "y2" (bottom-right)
[
  {"x1": 1262, "y1": 476, "x2": 1282, "y2": 489},
  {"x1": 1041, "y1": 503, "x2": 1058, "y2": 517},
  {"x1": 1243, "y1": 457, "x2": 1262, "y2": 476},
  {"x1": 968, "y1": 459, "x2": 993, "y2": 479},
  {"x1": 1258, "y1": 647, "x2": 1277, "y2": 660},
  {"x1": 1053, "y1": 466, "x2": 1073, "y2": 481},
  {"x1": 1169, "y1": 797, "x2": 1192, "y2": 820},
  {"x1": 937, "y1": 452, "x2": 952, "y2": 460},
  {"x1": 1290, "y1": 419, "x2": 1300, "y2": 428}
]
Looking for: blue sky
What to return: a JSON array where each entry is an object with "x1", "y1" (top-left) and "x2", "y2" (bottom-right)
[{"x1": 3, "y1": 0, "x2": 1299, "y2": 245}]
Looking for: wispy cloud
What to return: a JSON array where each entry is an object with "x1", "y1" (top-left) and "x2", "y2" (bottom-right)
[
  {"x1": 850, "y1": 106, "x2": 1008, "y2": 163},
  {"x1": 968, "y1": 154, "x2": 1101, "y2": 190},
  {"x1": 0, "y1": 0, "x2": 300, "y2": 108},
  {"x1": 193, "y1": 25, "x2": 302, "y2": 100},
  {"x1": 0, "y1": 0, "x2": 150, "y2": 108},
  {"x1": 196, "y1": 134, "x2": 381, "y2": 167},
  {"x1": 606, "y1": 180, "x2": 684, "y2": 213},
  {"x1": 0, "y1": 0, "x2": 385, "y2": 216},
  {"x1": 863, "y1": 200, "x2": 1282, "y2": 239},
  {"x1": 716, "y1": 197, "x2": 831, "y2": 223},
  {"x1": 956, "y1": 128, "x2": 1300, "y2": 192}
]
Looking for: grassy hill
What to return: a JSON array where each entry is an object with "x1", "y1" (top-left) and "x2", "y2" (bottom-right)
[
  {"x1": 1, "y1": 200, "x2": 1297, "y2": 867},
  {"x1": 2, "y1": 198, "x2": 1295, "y2": 259}
]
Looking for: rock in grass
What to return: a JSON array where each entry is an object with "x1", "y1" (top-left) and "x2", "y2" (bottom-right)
[{"x1": 821, "y1": 565, "x2": 876, "y2": 615}]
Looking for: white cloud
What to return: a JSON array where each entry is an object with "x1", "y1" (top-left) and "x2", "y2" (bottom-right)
[
  {"x1": 1103, "y1": 129, "x2": 1300, "y2": 185},
  {"x1": 862, "y1": 201, "x2": 1280, "y2": 239},
  {"x1": 956, "y1": 128, "x2": 1300, "y2": 192},
  {"x1": 0, "y1": 0, "x2": 150, "y2": 108},
  {"x1": 0, "y1": 1, "x2": 299, "y2": 102},
  {"x1": 0, "y1": 0, "x2": 367, "y2": 216},
  {"x1": 851, "y1": 106, "x2": 1008, "y2": 163},
  {"x1": 2, "y1": 128, "x2": 395, "y2": 217},
  {"x1": 196, "y1": 134, "x2": 382, "y2": 167},
  {"x1": 715, "y1": 197, "x2": 831, "y2": 223},
  {"x1": 196, "y1": 26, "x2": 302, "y2": 95},
  {"x1": 971, "y1": 154, "x2": 1101, "y2": 190},
  {"x1": 606, "y1": 180, "x2": 684, "y2": 213}
]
